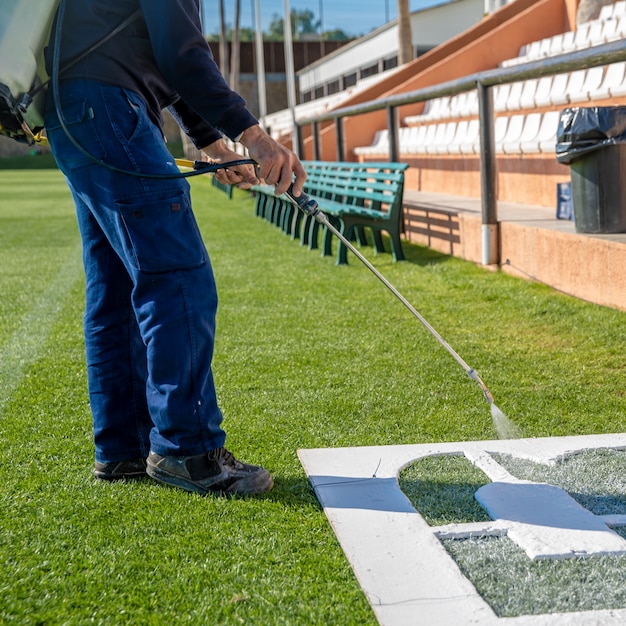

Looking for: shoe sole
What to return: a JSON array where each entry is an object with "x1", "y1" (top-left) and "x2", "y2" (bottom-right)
[
  {"x1": 94, "y1": 471, "x2": 148, "y2": 481},
  {"x1": 146, "y1": 463, "x2": 274, "y2": 495}
]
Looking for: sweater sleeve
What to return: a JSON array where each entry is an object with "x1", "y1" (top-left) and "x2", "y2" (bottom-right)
[
  {"x1": 139, "y1": 0, "x2": 258, "y2": 142},
  {"x1": 168, "y1": 100, "x2": 222, "y2": 149}
]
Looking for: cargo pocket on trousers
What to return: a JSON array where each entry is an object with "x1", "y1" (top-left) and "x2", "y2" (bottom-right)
[{"x1": 116, "y1": 191, "x2": 207, "y2": 273}]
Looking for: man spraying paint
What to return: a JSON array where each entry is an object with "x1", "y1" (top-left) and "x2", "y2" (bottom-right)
[{"x1": 44, "y1": 0, "x2": 306, "y2": 494}]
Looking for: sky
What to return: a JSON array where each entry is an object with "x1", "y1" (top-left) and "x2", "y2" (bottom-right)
[{"x1": 201, "y1": 0, "x2": 449, "y2": 39}]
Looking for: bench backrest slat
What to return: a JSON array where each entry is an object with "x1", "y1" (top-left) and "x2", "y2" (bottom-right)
[{"x1": 301, "y1": 160, "x2": 408, "y2": 215}]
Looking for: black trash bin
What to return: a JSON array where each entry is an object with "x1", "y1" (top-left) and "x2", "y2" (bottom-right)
[{"x1": 556, "y1": 106, "x2": 626, "y2": 234}]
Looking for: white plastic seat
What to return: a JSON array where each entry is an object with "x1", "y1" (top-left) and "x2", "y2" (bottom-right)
[
  {"x1": 538, "y1": 37, "x2": 552, "y2": 57},
  {"x1": 436, "y1": 122, "x2": 460, "y2": 154},
  {"x1": 605, "y1": 14, "x2": 626, "y2": 42},
  {"x1": 426, "y1": 97, "x2": 451, "y2": 120},
  {"x1": 584, "y1": 65, "x2": 609, "y2": 101},
  {"x1": 493, "y1": 83, "x2": 511, "y2": 111},
  {"x1": 601, "y1": 17, "x2": 620, "y2": 42},
  {"x1": 607, "y1": 61, "x2": 626, "y2": 97},
  {"x1": 519, "y1": 111, "x2": 559, "y2": 154},
  {"x1": 525, "y1": 40, "x2": 542, "y2": 60},
  {"x1": 534, "y1": 76, "x2": 554, "y2": 107},
  {"x1": 449, "y1": 93, "x2": 468, "y2": 118},
  {"x1": 561, "y1": 31, "x2": 576, "y2": 53},
  {"x1": 415, "y1": 124, "x2": 438, "y2": 154},
  {"x1": 447, "y1": 120, "x2": 471, "y2": 154},
  {"x1": 405, "y1": 125, "x2": 429, "y2": 154},
  {"x1": 494, "y1": 116, "x2": 509, "y2": 142},
  {"x1": 505, "y1": 81, "x2": 525, "y2": 111},
  {"x1": 519, "y1": 79, "x2": 540, "y2": 109},
  {"x1": 573, "y1": 23, "x2": 592, "y2": 50},
  {"x1": 549, "y1": 73, "x2": 571, "y2": 105},
  {"x1": 428, "y1": 122, "x2": 456, "y2": 154},
  {"x1": 465, "y1": 90, "x2": 479, "y2": 116},
  {"x1": 615, "y1": 0, "x2": 626, "y2": 18},
  {"x1": 398, "y1": 127, "x2": 413, "y2": 154},
  {"x1": 459, "y1": 119, "x2": 480, "y2": 154},
  {"x1": 536, "y1": 111, "x2": 561, "y2": 154},
  {"x1": 496, "y1": 114, "x2": 525, "y2": 153},
  {"x1": 599, "y1": 4, "x2": 615, "y2": 21},
  {"x1": 587, "y1": 20, "x2": 607, "y2": 46},
  {"x1": 354, "y1": 129, "x2": 388, "y2": 155},
  {"x1": 548, "y1": 33, "x2": 565, "y2": 56},
  {"x1": 566, "y1": 69, "x2": 593, "y2": 103},
  {"x1": 502, "y1": 113, "x2": 541, "y2": 154}
]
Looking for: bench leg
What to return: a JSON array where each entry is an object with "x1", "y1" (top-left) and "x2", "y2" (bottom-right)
[
  {"x1": 389, "y1": 228, "x2": 406, "y2": 262},
  {"x1": 290, "y1": 210, "x2": 302, "y2": 240},
  {"x1": 372, "y1": 229, "x2": 386, "y2": 254},
  {"x1": 254, "y1": 193, "x2": 264, "y2": 218},
  {"x1": 335, "y1": 221, "x2": 354, "y2": 265},
  {"x1": 355, "y1": 226, "x2": 369, "y2": 247}
]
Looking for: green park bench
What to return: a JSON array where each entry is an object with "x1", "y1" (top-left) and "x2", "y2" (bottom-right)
[{"x1": 253, "y1": 160, "x2": 409, "y2": 265}]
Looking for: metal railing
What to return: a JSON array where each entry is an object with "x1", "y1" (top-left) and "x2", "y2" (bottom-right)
[{"x1": 295, "y1": 38, "x2": 626, "y2": 264}]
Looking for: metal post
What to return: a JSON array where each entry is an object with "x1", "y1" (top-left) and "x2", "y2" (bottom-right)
[
  {"x1": 253, "y1": 0, "x2": 267, "y2": 128},
  {"x1": 312, "y1": 121, "x2": 320, "y2": 160},
  {"x1": 335, "y1": 116, "x2": 344, "y2": 162},
  {"x1": 477, "y1": 82, "x2": 499, "y2": 266},
  {"x1": 283, "y1": 0, "x2": 299, "y2": 156},
  {"x1": 387, "y1": 105, "x2": 398, "y2": 162}
]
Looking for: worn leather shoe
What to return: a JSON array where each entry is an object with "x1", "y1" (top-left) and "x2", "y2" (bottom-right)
[{"x1": 146, "y1": 447, "x2": 273, "y2": 495}]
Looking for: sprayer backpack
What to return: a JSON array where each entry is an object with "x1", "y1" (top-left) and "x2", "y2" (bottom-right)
[
  {"x1": 0, "y1": 0, "x2": 140, "y2": 145},
  {"x1": 0, "y1": 0, "x2": 61, "y2": 144}
]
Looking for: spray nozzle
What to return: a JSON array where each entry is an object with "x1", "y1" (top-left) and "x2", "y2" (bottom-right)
[{"x1": 285, "y1": 186, "x2": 322, "y2": 218}]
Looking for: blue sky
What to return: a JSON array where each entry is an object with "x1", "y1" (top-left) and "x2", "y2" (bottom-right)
[{"x1": 201, "y1": 0, "x2": 448, "y2": 38}]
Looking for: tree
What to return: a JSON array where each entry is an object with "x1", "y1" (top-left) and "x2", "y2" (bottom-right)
[
  {"x1": 230, "y1": 0, "x2": 241, "y2": 91},
  {"x1": 397, "y1": 0, "x2": 413, "y2": 65},
  {"x1": 218, "y1": 0, "x2": 229, "y2": 79}
]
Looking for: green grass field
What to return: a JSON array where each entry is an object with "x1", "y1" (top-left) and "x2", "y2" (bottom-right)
[{"x1": 1, "y1": 167, "x2": 625, "y2": 624}]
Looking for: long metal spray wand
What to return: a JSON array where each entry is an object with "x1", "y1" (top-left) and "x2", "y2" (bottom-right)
[
  {"x1": 181, "y1": 159, "x2": 518, "y2": 437},
  {"x1": 284, "y1": 186, "x2": 517, "y2": 436}
]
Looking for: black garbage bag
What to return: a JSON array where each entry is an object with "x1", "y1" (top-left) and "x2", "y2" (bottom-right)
[{"x1": 556, "y1": 106, "x2": 626, "y2": 164}]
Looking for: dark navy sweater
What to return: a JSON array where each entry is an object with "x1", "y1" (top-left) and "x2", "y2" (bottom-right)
[{"x1": 46, "y1": 0, "x2": 258, "y2": 148}]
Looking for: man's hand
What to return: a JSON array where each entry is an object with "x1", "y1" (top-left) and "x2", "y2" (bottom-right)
[
  {"x1": 239, "y1": 125, "x2": 306, "y2": 196},
  {"x1": 200, "y1": 139, "x2": 259, "y2": 189}
]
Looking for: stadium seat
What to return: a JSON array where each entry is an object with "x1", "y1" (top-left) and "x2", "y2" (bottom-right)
[
  {"x1": 608, "y1": 61, "x2": 626, "y2": 97},
  {"x1": 353, "y1": 129, "x2": 388, "y2": 155},
  {"x1": 496, "y1": 114, "x2": 525, "y2": 153},
  {"x1": 415, "y1": 124, "x2": 439, "y2": 154},
  {"x1": 614, "y1": 0, "x2": 626, "y2": 18},
  {"x1": 505, "y1": 81, "x2": 525, "y2": 111},
  {"x1": 580, "y1": 65, "x2": 608, "y2": 101},
  {"x1": 447, "y1": 120, "x2": 471, "y2": 154},
  {"x1": 604, "y1": 14, "x2": 626, "y2": 42},
  {"x1": 449, "y1": 93, "x2": 468, "y2": 117},
  {"x1": 561, "y1": 31, "x2": 576, "y2": 53},
  {"x1": 549, "y1": 73, "x2": 571, "y2": 105},
  {"x1": 549, "y1": 33, "x2": 565, "y2": 56},
  {"x1": 425, "y1": 97, "x2": 451, "y2": 120},
  {"x1": 459, "y1": 119, "x2": 480, "y2": 154},
  {"x1": 565, "y1": 69, "x2": 593, "y2": 103},
  {"x1": 587, "y1": 20, "x2": 607, "y2": 46},
  {"x1": 502, "y1": 113, "x2": 541, "y2": 154},
  {"x1": 494, "y1": 83, "x2": 511, "y2": 111},
  {"x1": 518, "y1": 79, "x2": 540, "y2": 109},
  {"x1": 599, "y1": 3, "x2": 615, "y2": 21},
  {"x1": 538, "y1": 37, "x2": 552, "y2": 57},
  {"x1": 404, "y1": 125, "x2": 428, "y2": 154},
  {"x1": 536, "y1": 110, "x2": 561, "y2": 154},
  {"x1": 534, "y1": 76, "x2": 554, "y2": 107},
  {"x1": 573, "y1": 23, "x2": 592, "y2": 50},
  {"x1": 428, "y1": 122, "x2": 456, "y2": 154}
]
